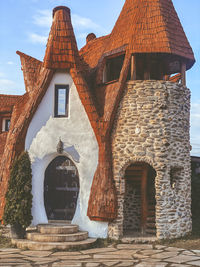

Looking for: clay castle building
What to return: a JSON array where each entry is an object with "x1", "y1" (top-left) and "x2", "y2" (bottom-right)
[{"x1": 0, "y1": 0, "x2": 195, "y2": 240}]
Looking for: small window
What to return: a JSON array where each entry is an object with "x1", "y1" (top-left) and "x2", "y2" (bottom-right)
[
  {"x1": 54, "y1": 85, "x2": 69, "y2": 117},
  {"x1": 104, "y1": 54, "x2": 125, "y2": 83},
  {"x1": 5, "y1": 119, "x2": 10, "y2": 131},
  {"x1": 2, "y1": 118, "x2": 11, "y2": 132}
]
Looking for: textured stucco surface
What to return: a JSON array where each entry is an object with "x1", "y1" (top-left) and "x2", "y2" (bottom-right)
[
  {"x1": 25, "y1": 72, "x2": 108, "y2": 238},
  {"x1": 109, "y1": 80, "x2": 191, "y2": 240}
]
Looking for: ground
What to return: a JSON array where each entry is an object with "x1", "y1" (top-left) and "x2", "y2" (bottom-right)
[
  {"x1": 1, "y1": 243, "x2": 200, "y2": 266},
  {"x1": 1, "y1": 226, "x2": 200, "y2": 266}
]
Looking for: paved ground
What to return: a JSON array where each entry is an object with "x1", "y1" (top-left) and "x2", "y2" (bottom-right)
[{"x1": 1, "y1": 244, "x2": 200, "y2": 266}]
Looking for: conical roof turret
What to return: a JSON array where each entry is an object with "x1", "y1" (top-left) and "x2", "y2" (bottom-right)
[
  {"x1": 105, "y1": 0, "x2": 195, "y2": 70},
  {"x1": 43, "y1": 6, "x2": 79, "y2": 69}
]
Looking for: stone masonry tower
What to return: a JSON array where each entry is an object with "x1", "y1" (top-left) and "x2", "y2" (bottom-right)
[{"x1": 107, "y1": 0, "x2": 195, "y2": 239}]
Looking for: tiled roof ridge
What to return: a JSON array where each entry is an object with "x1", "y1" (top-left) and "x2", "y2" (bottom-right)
[
  {"x1": 16, "y1": 51, "x2": 42, "y2": 64},
  {"x1": 80, "y1": 34, "x2": 110, "y2": 54},
  {"x1": 0, "y1": 94, "x2": 21, "y2": 97},
  {"x1": 17, "y1": 51, "x2": 42, "y2": 92}
]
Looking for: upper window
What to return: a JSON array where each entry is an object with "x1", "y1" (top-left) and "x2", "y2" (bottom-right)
[
  {"x1": 104, "y1": 54, "x2": 125, "y2": 83},
  {"x1": 54, "y1": 85, "x2": 69, "y2": 117},
  {"x1": 5, "y1": 119, "x2": 10, "y2": 131},
  {"x1": 2, "y1": 118, "x2": 11, "y2": 132}
]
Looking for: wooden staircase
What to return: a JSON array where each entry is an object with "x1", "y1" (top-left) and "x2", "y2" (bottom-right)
[{"x1": 12, "y1": 222, "x2": 96, "y2": 250}]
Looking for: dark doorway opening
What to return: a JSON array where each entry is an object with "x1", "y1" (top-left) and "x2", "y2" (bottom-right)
[
  {"x1": 123, "y1": 162, "x2": 156, "y2": 237},
  {"x1": 44, "y1": 156, "x2": 79, "y2": 221}
]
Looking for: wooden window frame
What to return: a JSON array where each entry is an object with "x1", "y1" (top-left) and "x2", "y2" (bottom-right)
[
  {"x1": 54, "y1": 85, "x2": 69, "y2": 118},
  {"x1": 5, "y1": 119, "x2": 10, "y2": 131},
  {"x1": 104, "y1": 53, "x2": 125, "y2": 83}
]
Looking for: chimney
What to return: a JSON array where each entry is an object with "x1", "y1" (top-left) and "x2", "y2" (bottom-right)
[{"x1": 86, "y1": 33, "x2": 96, "y2": 44}]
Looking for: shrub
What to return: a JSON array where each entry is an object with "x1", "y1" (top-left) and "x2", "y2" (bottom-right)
[{"x1": 3, "y1": 151, "x2": 33, "y2": 229}]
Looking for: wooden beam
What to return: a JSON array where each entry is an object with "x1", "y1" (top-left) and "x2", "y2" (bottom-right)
[
  {"x1": 144, "y1": 55, "x2": 150, "y2": 80},
  {"x1": 181, "y1": 62, "x2": 186, "y2": 86},
  {"x1": 141, "y1": 164, "x2": 148, "y2": 234},
  {"x1": 131, "y1": 54, "x2": 136, "y2": 80}
]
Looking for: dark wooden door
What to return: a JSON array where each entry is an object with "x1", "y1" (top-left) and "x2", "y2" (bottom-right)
[
  {"x1": 44, "y1": 156, "x2": 79, "y2": 220},
  {"x1": 123, "y1": 163, "x2": 156, "y2": 236}
]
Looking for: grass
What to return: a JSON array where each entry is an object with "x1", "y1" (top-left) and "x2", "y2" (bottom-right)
[{"x1": 156, "y1": 221, "x2": 200, "y2": 250}]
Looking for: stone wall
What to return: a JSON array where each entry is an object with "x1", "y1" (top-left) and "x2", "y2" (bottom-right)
[{"x1": 109, "y1": 80, "x2": 192, "y2": 240}]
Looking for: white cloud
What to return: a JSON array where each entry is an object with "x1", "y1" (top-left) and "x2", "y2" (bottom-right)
[
  {"x1": 7, "y1": 61, "x2": 14, "y2": 65},
  {"x1": 29, "y1": 33, "x2": 48, "y2": 44},
  {"x1": 0, "y1": 79, "x2": 14, "y2": 86},
  {"x1": 77, "y1": 33, "x2": 87, "y2": 40},
  {"x1": 33, "y1": 10, "x2": 52, "y2": 28},
  {"x1": 33, "y1": 9, "x2": 106, "y2": 33},
  {"x1": 72, "y1": 14, "x2": 105, "y2": 32}
]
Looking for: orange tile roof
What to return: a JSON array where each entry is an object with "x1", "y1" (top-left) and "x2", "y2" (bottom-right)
[
  {"x1": 17, "y1": 51, "x2": 42, "y2": 92},
  {"x1": 80, "y1": 35, "x2": 110, "y2": 69},
  {"x1": 0, "y1": 133, "x2": 8, "y2": 164},
  {"x1": 0, "y1": 94, "x2": 21, "y2": 113},
  {"x1": 103, "y1": 0, "x2": 195, "y2": 69},
  {"x1": 43, "y1": 6, "x2": 80, "y2": 69}
]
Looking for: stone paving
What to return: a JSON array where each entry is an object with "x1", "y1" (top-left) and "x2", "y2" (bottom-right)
[{"x1": 1, "y1": 244, "x2": 200, "y2": 266}]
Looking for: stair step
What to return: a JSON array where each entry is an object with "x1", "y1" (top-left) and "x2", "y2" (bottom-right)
[
  {"x1": 12, "y1": 238, "x2": 97, "y2": 251},
  {"x1": 48, "y1": 220, "x2": 71, "y2": 224},
  {"x1": 27, "y1": 231, "x2": 88, "y2": 242},
  {"x1": 146, "y1": 229, "x2": 156, "y2": 234},
  {"x1": 37, "y1": 224, "x2": 78, "y2": 234},
  {"x1": 147, "y1": 217, "x2": 155, "y2": 223},
  {"x1": 148, "y1": 205, "x2": 155, "y2": 210},
  {"x1": 146, "y1": 223, "x2": 156, "y2": 229},
  {"x1": 147, "y1": 211, "x2": 155, "y2": 216}
]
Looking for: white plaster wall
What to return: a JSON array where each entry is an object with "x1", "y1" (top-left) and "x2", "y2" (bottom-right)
[{"x1": 25, "y1": 72, "x2": 108, "y2": 238}]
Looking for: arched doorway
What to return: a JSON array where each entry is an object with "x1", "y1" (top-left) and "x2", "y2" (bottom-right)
[
  {"x1": 123, "y1": 162, "x2": 156, "y2": 236},
  {"x1": 44, "y1": 156, "x2": 79, "y2": 221}
]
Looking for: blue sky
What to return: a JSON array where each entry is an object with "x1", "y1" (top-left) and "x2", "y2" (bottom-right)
[{"x1": 0, "y1": 0, "x2": 200, "y2": 156}]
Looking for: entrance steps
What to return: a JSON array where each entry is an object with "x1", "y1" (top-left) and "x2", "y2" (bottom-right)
[{"x1": 12, "y1": 222, "x2": 96, "y2": 251}]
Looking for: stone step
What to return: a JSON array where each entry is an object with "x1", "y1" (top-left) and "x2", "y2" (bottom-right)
[
  {"x1": 146, "y1": 223, "x2": 156, "y2": 229},
  {"x1": 49, "y1": 220, "x2": 71, "y2": 224},
  {"x1": 147, "y1": 210, "x2": 155, "y2": 216},
  {"x1": 146, "y1": 217, "x2": 155, "y2": 222},
  {"x1": 37, "y1": 224, "x2": 78, "y2": 234},
  {"x1": 27, "y1": 231, "x2": 88, "y2": 242},
  {"x1": 12, "y1": 238, "x2": 97, "y2": 251},
  {"x1": 146, "y1": 228, "x2": 156, "y2": 235},
  {"x1": 148, "y1": 205, "x2": 155, "y2": 211}
]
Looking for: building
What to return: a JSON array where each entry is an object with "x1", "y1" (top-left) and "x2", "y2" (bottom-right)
[{"x1": 0, "y1": 0, "x2": 195, "y2": 240}]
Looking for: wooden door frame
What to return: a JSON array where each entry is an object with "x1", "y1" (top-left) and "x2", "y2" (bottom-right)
[
  {"x1": 124, "y1": 162, "x2": 149, "y2": 234},
  {"x1": 141, "y1": 164, "x2": 149, "y2": 233}
]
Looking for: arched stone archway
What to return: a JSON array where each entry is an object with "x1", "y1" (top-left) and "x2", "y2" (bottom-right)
[
  {"x1": 123, "y1": 162, "x2": 156, "y2": 236},
  {"x1": 44, "y1": 155, "x2": 79, "y2": 221}
]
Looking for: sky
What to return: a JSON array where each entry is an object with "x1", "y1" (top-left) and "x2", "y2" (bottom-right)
[{"x1": 0, "y1": 0, "x2": 200, "y2": 156}]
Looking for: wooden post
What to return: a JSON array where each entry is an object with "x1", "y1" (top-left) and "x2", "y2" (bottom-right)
[
  {"x1": 181, "y1": 62, "x2": 186, "y2": 86},
  {"x1": 141, "y1": 164, "x2": 148, "y2": 234},
  {"x1": 144, "y1": 55, "x2": 150, "y2": 80},
  {"x1": 131, "y1": 54, "x2": 136, "y2": 80}
]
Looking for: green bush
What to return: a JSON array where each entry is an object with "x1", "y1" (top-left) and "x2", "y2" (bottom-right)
[{"x1": 3, "y1": 151, "x2": 33, "y2": 229}]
